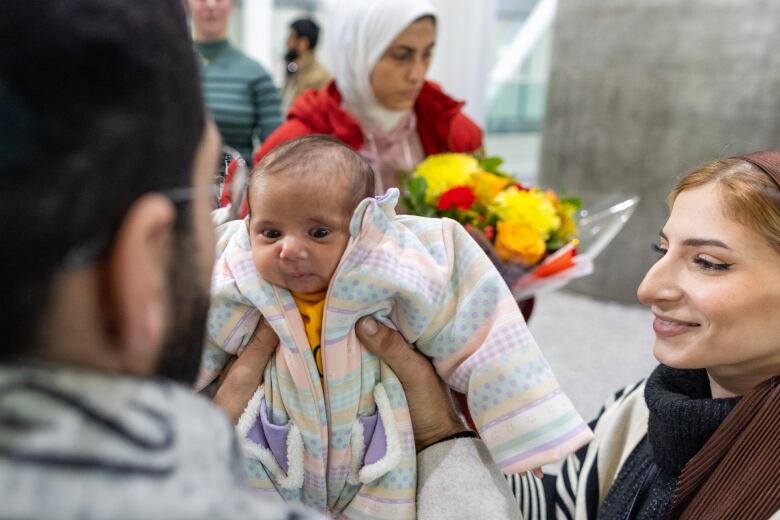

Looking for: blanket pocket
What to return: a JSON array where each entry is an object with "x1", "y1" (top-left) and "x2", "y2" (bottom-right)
[
  {"x1": 236, "y1": 386, "x2": 304, "y2": 491},
  {"x1": 347, "y1": 383, "x2": 402, "y2": 485}
]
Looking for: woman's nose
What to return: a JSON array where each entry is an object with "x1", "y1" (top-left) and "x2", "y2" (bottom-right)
[
  {"x1": 637, "y1": 256, "x2": 682, "y2": 306},
  {"x1": 279, "y1": 236, "x2": 308, "y2": 260},
  {"x1": 407, "y1": 56, "x2": 428, "y2": 83}
]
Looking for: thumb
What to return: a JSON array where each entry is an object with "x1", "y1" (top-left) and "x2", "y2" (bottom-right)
[
  {"x1": 356, "y1": 317, "x2": 466, "y2": 449},
  {"x1": 355, "y1": 317, "x2": 429, "y2": 383}
]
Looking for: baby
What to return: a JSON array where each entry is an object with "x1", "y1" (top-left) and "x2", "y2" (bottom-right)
[{"x1": 199, "y1": 135, "x2": 591, "y2": 518}]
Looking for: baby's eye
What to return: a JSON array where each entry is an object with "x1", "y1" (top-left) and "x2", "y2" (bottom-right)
[
  {"x1": 309, "y1": 227, "x2": 330, "y2": 239},
  {"x1": 261, "y1": 229, "x2": 281, "y2": 239}
]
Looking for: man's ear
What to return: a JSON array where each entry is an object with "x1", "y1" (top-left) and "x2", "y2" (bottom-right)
[
  {"x1": 104, "y1": 193, "x2": 176, "y2": 375},
  {"x1": 299, "y1": 36, "x2": 311, "y2": 53}
]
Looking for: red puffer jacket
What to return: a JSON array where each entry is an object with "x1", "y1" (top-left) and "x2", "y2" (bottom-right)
[
  {"x1": 223, "y1": 81, "x2": 482, "y2": 218},
  {"x1": 252, "y1": 80, "x2": 483, "y2": 165}
]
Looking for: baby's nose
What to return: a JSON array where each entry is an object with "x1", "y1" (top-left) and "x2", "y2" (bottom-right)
[{"x1": 279, "y1": 236, "x2": 308, "y2": 260}]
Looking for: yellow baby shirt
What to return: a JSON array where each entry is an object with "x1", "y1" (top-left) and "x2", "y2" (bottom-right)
[{"x1": 291, "y1": 290, "x2": 326, "y2": 377}]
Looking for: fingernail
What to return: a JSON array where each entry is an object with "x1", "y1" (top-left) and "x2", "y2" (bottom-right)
[{"x1": 360, "y1": 317, "x2": 378, "y2": 336}]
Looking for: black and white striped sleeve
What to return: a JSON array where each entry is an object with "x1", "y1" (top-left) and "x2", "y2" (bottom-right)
[{"x1": 506, "y1": 381, "x2": 645, "y2": 519}]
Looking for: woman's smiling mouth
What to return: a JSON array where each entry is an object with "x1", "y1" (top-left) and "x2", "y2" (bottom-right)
[{"x1": 652, "y1": 313, "x2": 701, "y2": 337}]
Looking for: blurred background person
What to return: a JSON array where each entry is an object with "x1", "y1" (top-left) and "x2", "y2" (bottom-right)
[
  {"x1": 188, "y1": 0, "x2": 282, "y2": 162},
  {"x1": 282, "y1": 18, "x2": 330, "y2": 115},
  {"x1": 253, "y1": 0, "x2": 482, "y2": 195}
]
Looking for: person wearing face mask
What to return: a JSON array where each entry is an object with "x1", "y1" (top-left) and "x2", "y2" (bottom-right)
[
  {"x1": 509, "y1": 151, "x2": 780, "y2": 519},
  {"x1": 188, "y1": 0, "x2": 282, "y2": 162},
  {"x1": 281, "y1": 18, "x2": 331, "y2": 116},
  {"x1": 252, "y1": 0, "x2": 482, "y2": 198}
]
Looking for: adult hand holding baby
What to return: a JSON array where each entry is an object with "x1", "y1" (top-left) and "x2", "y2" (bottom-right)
[
  {"x1": 213, "y1": 319, "x2": 279, "y2": 424},
  {"x1": 355, "y1": 317, "x2": 468, "y2": 451},
  {"x1": 213, "y1": 316, "x2": 468, "y2": 450}
]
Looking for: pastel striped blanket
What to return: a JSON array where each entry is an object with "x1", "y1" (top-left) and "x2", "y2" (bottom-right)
[{"x1": 198, "y1": 189, "x2": 592, "y2": 519}]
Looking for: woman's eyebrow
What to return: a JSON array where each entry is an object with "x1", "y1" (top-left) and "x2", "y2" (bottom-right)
[
  {"x1": 682, "y1": 238, "x2": 731, "y2": 249},
  {"x1": 659, "y1": 230, "x2": 730, "y2": 250}
]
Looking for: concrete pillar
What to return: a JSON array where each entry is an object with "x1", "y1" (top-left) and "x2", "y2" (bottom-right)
[{"x1": 540, "y1": 0, "x2": 780, "y2": 303}]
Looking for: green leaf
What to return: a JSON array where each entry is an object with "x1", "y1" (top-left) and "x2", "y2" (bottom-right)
[
  {"x1": 479, "y1": 156, "x2": 504, "y2": 173},
  {"x1": 560, "y1": 196, "x2": 582, "y2": 209},
  {"x1": 401, "y1": 175, "x2": 431, "y2": 215},
  {"x1": 409, "y1": 175, "x2": 428, "y2": 201},
  {"x1": 546, "y1": 237, "x2": 564, "y2": 250}
]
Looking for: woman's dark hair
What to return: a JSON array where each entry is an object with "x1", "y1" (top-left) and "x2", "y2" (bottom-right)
[{"x1": 0, "y1": 0, "x2": 205, "y2": 358}]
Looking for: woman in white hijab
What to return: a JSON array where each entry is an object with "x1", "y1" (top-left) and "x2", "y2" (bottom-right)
[{"x1": 252, "y1": 0, "x2": 482, "y2": 194}]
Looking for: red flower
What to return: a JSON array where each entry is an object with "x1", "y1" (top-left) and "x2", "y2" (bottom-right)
[
  {"x1": 513, "y1": 182, "x2": 529, "y2": 191},
  {"x1": 436, "y1": 186, "x2": 476, "y2": 211},
  {"x1": 484, "y1": 225, "x2": 495, "y2": 240}
]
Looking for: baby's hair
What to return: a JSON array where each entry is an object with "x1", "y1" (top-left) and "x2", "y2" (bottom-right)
[{"x1": 249, "y1": 135, "x2": 376, "y2": 215}]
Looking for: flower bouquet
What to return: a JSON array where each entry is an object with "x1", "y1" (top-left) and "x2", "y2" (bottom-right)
[{"x1": 402, "y1": 153, "x2": 594, "y2": 302}]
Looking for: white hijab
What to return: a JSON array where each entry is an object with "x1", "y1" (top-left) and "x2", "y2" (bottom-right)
[{"x1": 328, "y1": 0, "x2": 437, "y2": 131}]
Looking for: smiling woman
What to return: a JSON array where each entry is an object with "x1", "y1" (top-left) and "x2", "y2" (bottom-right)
[
  {"x1": 638, "y1": 165, "x2": 780, "y2": 397},
  {"x1": 509, "y1": 150, "x2": 780, "y2": 520}
]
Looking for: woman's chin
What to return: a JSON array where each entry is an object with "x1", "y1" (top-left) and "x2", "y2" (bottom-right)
[
  {"x1": 652, "y1": 341, "x2": 699, "y2": 369},
  {"x1": 379, "y1": 98, "x2": 415, "y2": 111}
]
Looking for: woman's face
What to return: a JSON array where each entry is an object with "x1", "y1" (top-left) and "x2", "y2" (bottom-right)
[
  {"x1": 637, "y1": 183, "x2": 780, "y2": 390},
  {"x1": 187, "y1": 0, "x2": 232, "y2": 41},
  {"x1": 370, "y1": 17, "x2": 436, "y2": 110}
]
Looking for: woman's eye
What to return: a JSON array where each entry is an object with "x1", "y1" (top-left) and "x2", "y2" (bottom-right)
[
  {"x1": 261, "y1": 229, "x2": 281, "y2": 239},
  {"x1": 309, "y1": 227, "x2": 330, "y2": 239},
  {"x1": 651, "y1": 243, "x2": 667, "y2": 256},
  {"x1": 392, "y1": 52, "x2": 411, "y2": 61},
  {"x1": 694, "y1": 256, "x2": 732, "y2": 271}
]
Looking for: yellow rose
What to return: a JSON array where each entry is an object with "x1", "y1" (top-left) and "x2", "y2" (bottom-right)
[
  {"x1": 490, "y1": 187, "x2": 560, "y2": 239},
  {"x1": 472, "y1": 171, "x2": 512, "y2": 204},
  {"x1": 558, "y1": 201, "x2": 579, "y2": 241},
  {"x1": 413, "y1": 153, "x2": 479, "y2": 204},
  {"x1": 494, "y1": 221, "x2": 546, "y2": 266},
  {"x1": 544, "y1": 189, "x2": 559, "y2": 205}
]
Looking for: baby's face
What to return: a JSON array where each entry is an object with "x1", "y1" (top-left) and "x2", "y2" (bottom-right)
[{"x1": 247, "y1": 174, "x2": 352, "y2": 294}]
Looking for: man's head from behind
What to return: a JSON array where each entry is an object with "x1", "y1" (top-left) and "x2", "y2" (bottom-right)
[
  {"x1": 0, "y1": 0, "x2": 218, "y2": 384},
  {"x1": 286, "y1": 18, "x2": 321, "y2": 63},
  {"x1": 246, "y1": 135, "x2": 374, "y2": 294}
]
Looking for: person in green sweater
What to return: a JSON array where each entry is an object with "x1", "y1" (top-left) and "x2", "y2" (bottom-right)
[{"x1": 188, "y1": 0, "x2": 282, "y2": 162}]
